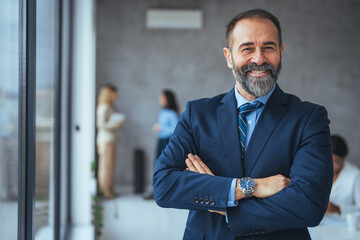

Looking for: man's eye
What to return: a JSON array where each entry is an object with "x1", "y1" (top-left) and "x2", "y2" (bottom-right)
[
  {"x1": 263, "y1": 47, "x2": 274, "y2": 51},
  {"x1": 242, "y1": 48, "x2": 252, "y2": 52}
]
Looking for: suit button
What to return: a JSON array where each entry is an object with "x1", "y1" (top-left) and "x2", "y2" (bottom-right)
[
  {"x1": 210, "y1": 200, "x2": 216, "y2": 205},
  {"x1": 199, "y1": 198, "x2": 204, "y2": 204},
  {"x1": 194, "y1": 197, "x2": 199, "y2": 204},
  {"x1": 204, "y1": 199, "x2": 210, "y2": 204}
]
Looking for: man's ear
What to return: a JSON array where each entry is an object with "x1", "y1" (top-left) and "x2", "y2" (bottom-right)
[
  {"x1": 280, "y1": 43, "x2": 285, "y2": 60},
  {"x1": 223, "y1": 47, "x2": 233, "y2": 69}
]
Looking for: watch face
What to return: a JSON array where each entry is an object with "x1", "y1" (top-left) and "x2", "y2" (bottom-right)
[
  {"x1": 239, "y1": 177, "x2": 255, "y2": 192},
  {"x1": 241, "y1": 179, "x2": 251, "y2": 188}
]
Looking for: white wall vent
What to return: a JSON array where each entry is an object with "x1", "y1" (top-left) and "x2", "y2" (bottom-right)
[{"x1": 146, "y1": 9, "x2": 203, "y2": 29}]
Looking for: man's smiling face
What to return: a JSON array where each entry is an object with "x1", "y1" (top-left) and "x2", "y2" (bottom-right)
[{"x1": 224, "y1": 17, "x2": 284, "y2": 97}]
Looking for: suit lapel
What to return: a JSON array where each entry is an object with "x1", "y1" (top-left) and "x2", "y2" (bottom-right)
[
  {"x1": 244, "y1": 85, "x2": 288, "y2": 176},
  {"x1": 217, "y1": 88, "x2": 244, "y2": 178}
]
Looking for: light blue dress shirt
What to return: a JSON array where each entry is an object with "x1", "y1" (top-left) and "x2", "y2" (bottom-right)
[
  {"x1": 157, "y1": 108, "x2": 179, "y2": 139},
  {"x1": 226, "y1": 85, "x2": 276, "y2": 208}
]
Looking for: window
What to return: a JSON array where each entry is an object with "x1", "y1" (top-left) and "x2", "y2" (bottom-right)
[{"x1": 0, "y1": 1, "x2": 20, "y2": 239}]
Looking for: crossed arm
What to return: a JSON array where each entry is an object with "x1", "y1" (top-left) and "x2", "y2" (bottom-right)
[
  {"x1": 185, "y1": 153, "x2": 291, "y2": 215},
  {"x1": 154, "y1": 102, "x2": 333, "y2": 235}
]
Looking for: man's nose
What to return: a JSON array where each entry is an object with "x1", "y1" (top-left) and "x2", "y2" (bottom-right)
[{"x1": 251, "y1": 49, "x2": 266, "y2": 65}]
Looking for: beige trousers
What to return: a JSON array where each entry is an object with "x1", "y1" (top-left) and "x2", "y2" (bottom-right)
[{"x1": 97, "y1": 142, "x2": 117, "y2": 197}]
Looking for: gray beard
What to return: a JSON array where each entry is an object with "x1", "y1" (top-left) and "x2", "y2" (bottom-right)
[{"x1": 232, "y1": 60, "x2": 281, "y2": 97}]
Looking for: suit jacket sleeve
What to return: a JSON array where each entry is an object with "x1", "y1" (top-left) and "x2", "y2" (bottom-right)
[
  {"x1": 153, "y1": 101, "x2": 233, "y2": 211},
  {"x1": 227, "y1": 105, "x2": 333, "y2": 236}
]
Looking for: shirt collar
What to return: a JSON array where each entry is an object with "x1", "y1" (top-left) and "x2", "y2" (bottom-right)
[{"x1": 234, "y1": 84, "x2": 276, "y2": 108}]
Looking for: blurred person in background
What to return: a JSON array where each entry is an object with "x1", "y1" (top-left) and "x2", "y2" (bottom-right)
[
  {"x1": 144, "y1": 89, "x2": 179, "y2": 200},
  {"x1": 96, "y1": 84, "x2": 124, "y2": 199},
  {"x1": 327, "y1": 134, "x2": 360, "y2": 214}
]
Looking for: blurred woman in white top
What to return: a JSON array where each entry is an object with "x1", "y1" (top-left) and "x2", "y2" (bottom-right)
[{"x1": 96, "y1": 84, "x2": 124, "y2": 199}]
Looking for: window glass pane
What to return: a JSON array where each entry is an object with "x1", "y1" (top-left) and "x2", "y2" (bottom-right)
[
  {"x1": 35, "y1": 0, "x2": 56, "y2": 238},
  {"x1": 0, "y1": 1, "x2": 19, "y2": 240}
]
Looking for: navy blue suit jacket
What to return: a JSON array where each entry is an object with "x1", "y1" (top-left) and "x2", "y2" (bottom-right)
[{"x1": 153, "y1": 85, "x2": 333, "y2": 240}]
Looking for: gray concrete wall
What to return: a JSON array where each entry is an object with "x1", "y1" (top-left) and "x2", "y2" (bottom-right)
[{"x1": 96, "y1": 0, "x2": 360, "y2": 190}]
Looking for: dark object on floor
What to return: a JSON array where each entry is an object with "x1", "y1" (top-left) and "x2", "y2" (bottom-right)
[
  {"x1": 134, "y1": 149, "x2": 145, "y2": 193},
  {"x1": 143, "y1": 191, "x2": 154, "y2": 200}
]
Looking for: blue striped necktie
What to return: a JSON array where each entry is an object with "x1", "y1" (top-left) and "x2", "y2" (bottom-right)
[{"x1": 238, "y1": 101, "x2": 263, "y2": 160}]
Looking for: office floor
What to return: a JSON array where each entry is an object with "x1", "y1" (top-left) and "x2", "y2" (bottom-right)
[{"x1": 102, "y1": 195, "x2": 189, "y2": 240}]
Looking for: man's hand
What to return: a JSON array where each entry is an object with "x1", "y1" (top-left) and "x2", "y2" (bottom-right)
[
  {"x1": 248, "y1": 174, "x2": 290, "y2": 199},
  {"x1": 185, "y1": 153, "x2": 214, "y2": 176}
]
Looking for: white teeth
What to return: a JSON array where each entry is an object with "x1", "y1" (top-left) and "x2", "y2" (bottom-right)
[{"x1": 251, "y1": 70, "x2": 266, "y2": 74}]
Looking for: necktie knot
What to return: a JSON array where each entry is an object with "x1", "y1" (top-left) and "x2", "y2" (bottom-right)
[{"x1": 239, "y1": 101, "x2": 263, "y2": 117}]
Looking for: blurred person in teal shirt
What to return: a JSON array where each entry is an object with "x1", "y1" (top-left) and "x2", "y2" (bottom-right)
[
  {"x1": 153, "y1": 89, "x2": 179, "y2": 157},
  {"x1": 144, "y1": 89, "x2": 179, "y2": 200}
]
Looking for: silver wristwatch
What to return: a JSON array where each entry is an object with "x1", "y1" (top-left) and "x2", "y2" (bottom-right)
[{"x1": 238, "y1": 177, "x2": 256, "y2": 198}]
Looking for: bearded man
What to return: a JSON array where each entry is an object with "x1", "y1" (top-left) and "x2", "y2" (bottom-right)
[{"x1": 153, "y1": 9, "x2": 333, "y2": 240}]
